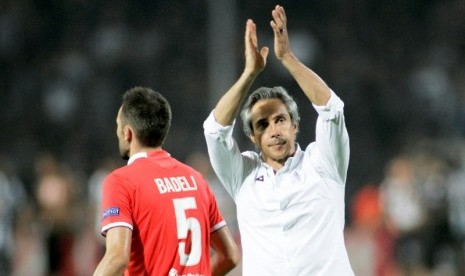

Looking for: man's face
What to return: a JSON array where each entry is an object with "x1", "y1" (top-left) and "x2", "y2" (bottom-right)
[
  {"x1": 116, "y1": 107, "x2": 130, "y2": 160},
  {"x1": 249, "y1": 99, "x2": 297, "y2": 165}
]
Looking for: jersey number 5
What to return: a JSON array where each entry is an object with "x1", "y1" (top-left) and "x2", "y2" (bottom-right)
[{"x1": 173, "y1": 197, "x2": 201, "y2": 266}]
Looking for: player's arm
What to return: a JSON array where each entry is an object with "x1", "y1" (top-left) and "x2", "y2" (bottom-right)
[
  {"x1": 213, "y1": 19, "x2": 269, "y2": 126},
  {"x1": 271, "y1": 5, "x2": 331, "y2": 106},
  {"x1": 93, "y1": 227, "x2": 132, "y2": 276},
  {"x1": 210, "y1": 226, "x2": 240, "y2": 276}
]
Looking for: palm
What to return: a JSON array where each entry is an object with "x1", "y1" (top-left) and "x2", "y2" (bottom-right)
[
  {"x1": 244, "y1": 19, "x2": 267, "y2": 74},
  {"x1": 246, "y1": 46, "x2": 266, "y2": 72}
]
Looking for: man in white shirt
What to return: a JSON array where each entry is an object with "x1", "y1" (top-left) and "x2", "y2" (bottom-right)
[{"x1": 203, "y1": 5, "x2": 354, "y2": 275}]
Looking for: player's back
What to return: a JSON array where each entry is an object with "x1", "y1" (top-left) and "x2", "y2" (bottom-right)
[{"x1": 102, "y1": 150, "x2": 225, "y2": 276}]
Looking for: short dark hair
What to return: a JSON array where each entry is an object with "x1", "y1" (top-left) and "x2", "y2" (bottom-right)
[{"x1": 121, "y1": 87, "x2": 172, "y2": 147}]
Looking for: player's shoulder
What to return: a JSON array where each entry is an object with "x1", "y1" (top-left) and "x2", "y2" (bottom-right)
[
  {"x1": 103, "y1": 160, "x2": 147, "y2": 183},
  {"x1": 102, "y1": 165, "x2": 131, "y2": 184},
  {"x1": 173, "y1": 159, "x2": 204, "y2": 179},
  {"x1": 110, "y1": 162, "x2": 136, "y2": 175},
  {"x1": 108, "y1": 156, "x2": 206, "y2": 183}
]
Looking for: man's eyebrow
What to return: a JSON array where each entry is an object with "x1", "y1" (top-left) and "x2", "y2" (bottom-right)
[{"x1": 273, "y1": 112, "x2": 287, "y2": 119}]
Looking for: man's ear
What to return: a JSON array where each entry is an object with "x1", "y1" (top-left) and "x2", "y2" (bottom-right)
[
  {"x1": 124, "y1": 125, "x2": 133, "y2": 143},
  {"x1": 249, "y1": 134, "x2": 256, "y2": 145},
  {"x1": 294, "y1": 123, "x2": 299, "y2": 133}
]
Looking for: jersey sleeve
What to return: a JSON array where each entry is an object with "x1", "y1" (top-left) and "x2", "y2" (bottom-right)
[
  {"x1": 100, "y1": 172, "x2": 134, "y2": 236},
  {"x1": 205, "y1": 182, "x2": 226, "y2": 233}
]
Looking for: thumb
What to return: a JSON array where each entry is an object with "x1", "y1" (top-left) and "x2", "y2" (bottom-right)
[{"x1": 260, "y1": 46, "x2": 269, "y2": 60}]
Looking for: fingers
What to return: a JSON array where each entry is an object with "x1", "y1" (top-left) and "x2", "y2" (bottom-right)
[
  {"x1": 245, "y1": 19, "x2": 268, "y2": 59},
  {"x1": 245, "y1": 19, "x2": 258, "y2": 49},
  {"x1": 273, "y1": 5, "x2": 286, "y2": 24},
  {"x1": 245, "y1": 19, "x2": 252, "y2": 44},
  {"x1": 260, "y1": 46, "x2": 270, "y2": 60},
  {"x1": 271, "y1": 5, "x2": 287, "y2": 34},
  {"x1": 243, "y1": 18, "x2": 268, "y2": 73}
]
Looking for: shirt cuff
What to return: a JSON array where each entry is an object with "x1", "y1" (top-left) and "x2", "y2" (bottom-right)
[
  {"x1": 313, "y1": 90, "x2": 344, "y2": 120},
  {"x1": 211, "y1": 220, "x2": 227, "y2": 233},
  {"x1": 101, "y1": 222, "x2": 133, "y2": 237},
  {"x1": 203, "y1": 111, "x2": 236, "y2": 137}
]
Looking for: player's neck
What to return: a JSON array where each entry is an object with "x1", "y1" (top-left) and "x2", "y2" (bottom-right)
[{"x1": 129, "y1": 144, "x2": 162, "y2": 157}]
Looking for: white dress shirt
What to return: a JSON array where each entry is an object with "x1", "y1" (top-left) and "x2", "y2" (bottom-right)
[{"x1": 204, "y1": 91, "x2": 354, "y2": 275}]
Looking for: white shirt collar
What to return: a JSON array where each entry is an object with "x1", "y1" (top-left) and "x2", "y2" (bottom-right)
[
  {"x1": 127, "y1": 152, "x2": 148, "y2": 165},
  {"x1": 259, "y1": 143, "x2": 303, "y2": 170}
]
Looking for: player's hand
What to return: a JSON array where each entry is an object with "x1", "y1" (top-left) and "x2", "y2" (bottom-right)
[
  {"x1": 244, "y1": 19, "x2": 268, "y2": 76},
  {"x1": 270, "y1": 5, "x2": 291, "y2": 60}
]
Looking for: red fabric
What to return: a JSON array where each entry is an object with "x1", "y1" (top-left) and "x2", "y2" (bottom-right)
[{"x1": 101, "y1": 150, "x2": 224, "y2": 275}]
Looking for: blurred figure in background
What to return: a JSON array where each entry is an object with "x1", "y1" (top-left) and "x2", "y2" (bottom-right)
[
  {"x1": 446, "y1": 144, "x2": 465, "y2": 275},
  {"x1": 380, "y1": 155, "x2": 428, "y2": 275},
  {"x1": 0, "y1": 156, "x2": 28, "y2": 275},
  {"x1": 413, "y1": 150, "x2": 455, "y2": 275},
  {"x1": 87, "y1": 157, "x2": 122, "y2": 259},
  {"x1": 345, "y1": 184, "x2": 396, "y2": 276},
  {"x1": 11, "y1": 201, "x2": 46, "y2": 276},
  {"x1": 33, "y1": 153, "x2": 85, "y2": 276},
  {"x1": 380, "y1": 141, "x2": 463, "y2": 276}
]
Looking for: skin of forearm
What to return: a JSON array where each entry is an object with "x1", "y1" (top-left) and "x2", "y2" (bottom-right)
[
  {"x1": 213, "y1": 71, "x2": 259, "y2": 126},
  {"x1": 281, "y1": 52, "x2": 331, "y2": 106},
  {"x1": 93, "y1": 256, "x2": 127, "y2": 276},
  {"x1": 211, "y1": 254, "x2": 235, "y2": 276}
]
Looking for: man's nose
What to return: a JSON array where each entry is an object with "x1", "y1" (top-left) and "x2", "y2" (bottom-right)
[{"x1": 269, "y1": 123, "x2": 281, "y2": 137}]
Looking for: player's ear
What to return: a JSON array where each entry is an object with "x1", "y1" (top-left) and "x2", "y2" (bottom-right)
[{"x1": 124, "y1": 125, "x2": 133, "y2": 143}]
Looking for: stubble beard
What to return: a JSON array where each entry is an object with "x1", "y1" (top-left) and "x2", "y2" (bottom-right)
[{"x1": 119, "y1": 144, "x2": 130, "y2": 161}]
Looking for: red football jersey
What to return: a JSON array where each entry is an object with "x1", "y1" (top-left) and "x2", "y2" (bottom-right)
[{"x1": 101, "y1": 150, "x2": 226, "y2": 276}]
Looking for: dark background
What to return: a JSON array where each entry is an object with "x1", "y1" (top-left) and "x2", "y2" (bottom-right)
[
  {"x1": 1, "y1": 0, "x2": 465, "y2": 275},
  {"x1": 2, "y1": 0, "x2": 464, "y2": 200}
]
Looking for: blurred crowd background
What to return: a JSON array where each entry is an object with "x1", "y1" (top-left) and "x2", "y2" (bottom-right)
[{"x1": 1, "y1": 0, "x2": 465, "y2": 275}]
